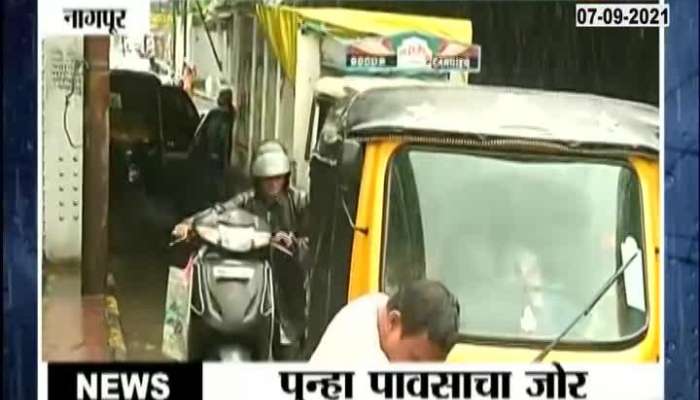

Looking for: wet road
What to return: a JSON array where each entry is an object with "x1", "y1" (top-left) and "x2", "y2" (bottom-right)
[
  {"x1": 109, "y1": 189, "x2": 183, "y2": 362},
  {"x1": 110, "y1": 249, "x2": 171, "y2": 361}
]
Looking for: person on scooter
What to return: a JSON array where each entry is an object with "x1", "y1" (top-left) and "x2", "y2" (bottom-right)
[{"x1": 173, "y1": 140, "x2": 310, "y2": 360}]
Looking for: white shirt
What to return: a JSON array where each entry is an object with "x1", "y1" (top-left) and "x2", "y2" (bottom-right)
[{"x1": 309, "y1": 293, "x2": 389, "y2": 364}]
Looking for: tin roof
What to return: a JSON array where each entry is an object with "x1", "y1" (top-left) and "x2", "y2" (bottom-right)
[{"x1": 314, "y1": 76, "x2": 659, "y2": 153}]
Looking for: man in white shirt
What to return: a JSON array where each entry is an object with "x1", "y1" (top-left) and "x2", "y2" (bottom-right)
[{"x1": 309, "y1": 280, "x2": 460, "y2": 363}]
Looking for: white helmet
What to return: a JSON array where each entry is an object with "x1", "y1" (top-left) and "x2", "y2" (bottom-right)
[
  {"x1": 251, "y1": 149, "x2": 291, "y2": 178},
  {"x1": 255, "y1": 140, "x2": 287, "y2": 157}
]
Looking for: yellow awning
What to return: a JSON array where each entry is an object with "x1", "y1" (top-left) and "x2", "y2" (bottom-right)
[{"x1": 255, "y1": 5, "x2": 473, "y2": 80}]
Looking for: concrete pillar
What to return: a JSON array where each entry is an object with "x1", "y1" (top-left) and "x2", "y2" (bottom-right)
[{"x1": 81, "y1": 36, "x2": 110, "y2": 296}]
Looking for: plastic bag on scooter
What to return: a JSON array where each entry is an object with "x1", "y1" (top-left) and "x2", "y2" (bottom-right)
[{"x1": 162, "y1": 256, "x2": 194, "y2": 361}]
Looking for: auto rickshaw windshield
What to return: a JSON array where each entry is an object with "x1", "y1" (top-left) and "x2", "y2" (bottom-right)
[{"x1": 381, "y1": 146, "x2": 648, "y2": 344}]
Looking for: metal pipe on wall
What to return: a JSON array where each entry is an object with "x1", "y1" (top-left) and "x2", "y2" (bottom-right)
[
  {"x1": 261, "y1": 40, "x2": 269, "y2": 141},
  {"x1": 232, "y1": 13, "x2": 240, "y2": 86},
  {"x1": 247, "y1": 19, "x2": 258, "y2": 169},
  {"x1": 274, "y1": 61, "x2": 281, "y2": 141},
  {"x1": 230, "y1": 13, "x2": 240, "y2": 168},
  {"x1": 172, "y1": 0, "x2": 177, "y2": 74},
  {"x1": 183, "y1": 0, "x2": 188, "y2": 61}
]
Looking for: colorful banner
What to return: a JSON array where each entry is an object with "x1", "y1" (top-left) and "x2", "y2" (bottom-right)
[
  {"x1": 255, "y1": 5, "x2": 473, "y2": 80},
  {"x1": 320, "y1": 32, "x2": 481, "y2": 76}
]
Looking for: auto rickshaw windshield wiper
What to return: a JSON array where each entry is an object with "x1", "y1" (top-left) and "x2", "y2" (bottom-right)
[{"x1": 532, "y1": 251, "x2": 640, "y2": 363}]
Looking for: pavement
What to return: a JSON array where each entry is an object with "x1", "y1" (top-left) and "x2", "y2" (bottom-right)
[
  {"x1": 43, "y1": 188, "x2": 182, "y2": 362},
  {"x1": 42, "y1": 262, "x2": 111, "y2": 362}
]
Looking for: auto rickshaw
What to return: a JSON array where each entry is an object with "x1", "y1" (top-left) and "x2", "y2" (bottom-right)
[{"x1": 303, "y1": 76, "x2": 660, "y2": 363}]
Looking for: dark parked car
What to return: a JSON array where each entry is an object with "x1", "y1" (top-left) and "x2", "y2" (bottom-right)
[{"x1": 108, "y1": 69, "x2": 202, "y2": 249}]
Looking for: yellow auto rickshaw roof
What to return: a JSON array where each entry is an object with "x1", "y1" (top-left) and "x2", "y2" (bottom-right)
[{"x1": 340, "y1": 83, "x2": 660, "y2": 154}]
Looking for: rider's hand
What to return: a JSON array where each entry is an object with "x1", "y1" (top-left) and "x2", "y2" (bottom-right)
[
  {"x1": 172, "y1": 222, "x2": 191, "y2": 241},
  {"x1": 271, "y1": 231, "x2": 296, "y2": 257},
  {"x1": 272, "y1": 231, "x2": 295, "y2": 249}
]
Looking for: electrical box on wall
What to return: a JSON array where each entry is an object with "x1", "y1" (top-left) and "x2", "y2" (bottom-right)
[{"x1": 42, "y1": 36, "x2": 84, "y2": 262}]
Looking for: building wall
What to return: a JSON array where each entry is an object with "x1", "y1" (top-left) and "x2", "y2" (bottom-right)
[
  {"x1": 189, "y1": 23, "x2": 223, "y2": 82},
  {"x1": 42, "y1": 36, "x2": 85, "y2": 262},
  {"x1": 201, "y1": 9, "x2": 307, "y2": 189},
  {"x1": 175, "y1": 15, "x2": 225, "y2": 86},
  {"x1": 231, "y1": 14, "x2": 255, "y2": 170},
  {"x1": 290, "y1": 30, "x2": 321, "y2": 190}
]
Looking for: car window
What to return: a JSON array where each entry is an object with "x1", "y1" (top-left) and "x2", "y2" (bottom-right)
[
  {"x1": 160, "y1": 86, "x2": 200, "y2": 152},
  {"x1": 109, "y1": 75, "x2": 159, "y2": 144}
]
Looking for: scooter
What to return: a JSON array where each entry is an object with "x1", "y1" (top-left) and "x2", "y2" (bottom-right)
[{"x1": 174, "y1": 206, "x2": 277, "y2": 361}]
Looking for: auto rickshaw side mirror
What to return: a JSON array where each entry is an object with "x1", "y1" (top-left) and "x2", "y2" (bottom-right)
[
  {"x1": 338, "y1": 140, "x2": 363, "y2": 188},
  {"x1": 337, "y1": 139, "x2": 367, "y2": 235}
]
